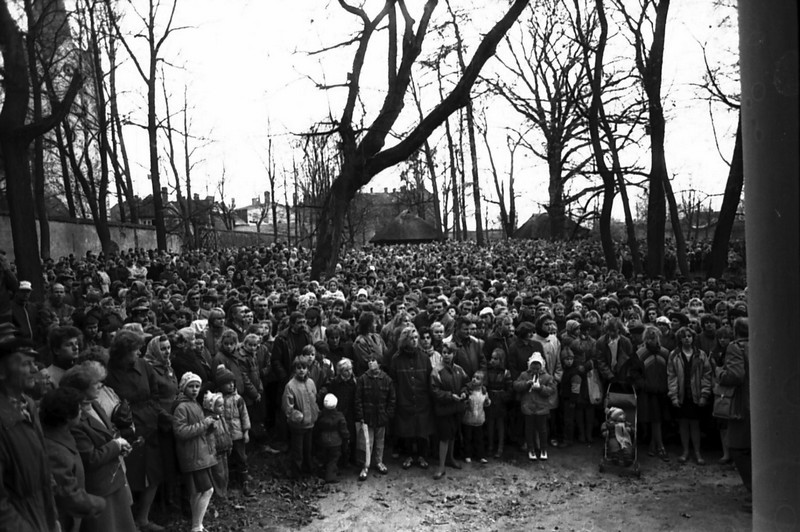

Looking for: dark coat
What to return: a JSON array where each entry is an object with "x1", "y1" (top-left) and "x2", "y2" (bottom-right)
[
  {"x1": 43, "y1": 425, "x2": 105, "y2": 532},
  {"x1": 452, "y1": 336, "x2": 486, "y2": 379},
  {"x1": 213, "y1": 350, "x2": 259, "y2": 405},
  {"x1": 171, "y1": 346, "x2": 214, "y2": 395},
  {"x1": 388, "y1": 347, "x2": 434, "y2": 438},
  {"x1": 355, "y1": 369, "x2": 396, "y2": 428},
  {"x1": 70, "y1": 402, "x2": 129, "y2": 498},
  {"x1": 430, "y1": 362, "x2": 468, "y2": 416},
  {"x1": 314, "y1": 409, "x2": 349, "y2": 448},
  {"x1": 717, "y1": 339, "x2": 750, "y2": 448},
  {"x1": 0, "y1": 393, "x2": 59, "y2": 532},
  {"x1": 594, "y1": 334, "x2": 643, "y2": 386},
  {"x1": 272, "y1": 328, "x2": 313, "y2": 383},
  {"x1": 326, "y1": 376, "x2": 357, "y2": 426},
  {"x1": 507, "y1": 337, "x2": 546, "y2": 380}
]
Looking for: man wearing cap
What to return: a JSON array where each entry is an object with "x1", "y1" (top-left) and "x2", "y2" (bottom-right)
[
  {"x1": 10, "y1": 281, "x2": 39, "y2": 343},
  {"x1": 0, "y1": 337, "x2": 59, "y2": 530}
]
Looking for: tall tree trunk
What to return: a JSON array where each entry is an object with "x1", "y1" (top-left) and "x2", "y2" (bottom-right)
[
  {"x1": 547, "y1": 150, "x2": 566, "y2": 240},
  {"x1": 708, "y1": 116, "x2": 743, "y2": 278},
  {"x1": 599, "y1": 178, "x2": 617, "y2": 269},
  {"x1": 663, "y1": 172, "x2": 690, "y2": 277},
  {"x1": 55, "y1": 124, "x2": 76, "y2": 217},
  {"x1": 445, "y1": 115, "x2": 460, "y2": 240}
]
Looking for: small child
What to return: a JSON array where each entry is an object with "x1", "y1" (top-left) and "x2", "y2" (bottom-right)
[
  {"x1": 355, "y1": 353, "x2": 396, "y2": 481},
  {"x1": 559, "y1": 348, "x2": 589, "y2": 445},
  {"x1": 485, "y1": 348, "x2": 513, "y2": 458},
  {"x1": 513, "y1": 352, "x2": 557, "y2": 461},
  {"x1": 282, "y1": 356, "x2": 320, "y2": 477},
  {"x1": 239, "y1": 333, "x2": 266, "y2": 440},
  {"x1": 462, "y1": 370, "x2": 491, "y2": 464},
  {"x1": 216, "y1": 365, "x2": 254, "y2": 497},
  {"x1": 204, "y1": 391, "x2": 232, "y2": 499},
  {"x1": 173, "y1": 372, "x2": 217, "y2": 532},
  {"x1": 602, "y1": 407, "x2": 635, "y2": 466},
  {"x1": 314, "y1": 394, "x2": 350, "y2": 483}
]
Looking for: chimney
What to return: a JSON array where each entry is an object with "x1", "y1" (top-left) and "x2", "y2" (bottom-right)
[
  {"x1": 370, "y1": 187, "x2": 373, "y2": 193},
  {"x1": 193, "y1": 193, "x2": 200, "y2": 201},
  {"x1": 384, "y1": 187, "x2": 388, "y2": 193},
  {"x1": 392, "y1": 188, "x2": 396, "y2": 193},
  {"x1": 160, "y1": 187, "x2": 168, "y2": 203}
]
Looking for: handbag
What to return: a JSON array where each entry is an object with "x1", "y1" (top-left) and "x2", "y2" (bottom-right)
[
  {"x1": 713, "y1": 382, "x2": 742, "y2": 420},
  {"x1": 587, "y1": 369, "x2": 603, "y2": 405}
]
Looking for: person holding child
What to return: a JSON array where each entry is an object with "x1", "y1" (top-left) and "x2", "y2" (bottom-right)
[{"x1": 172, "y1": 372, "x2": 217, "y2": 532}]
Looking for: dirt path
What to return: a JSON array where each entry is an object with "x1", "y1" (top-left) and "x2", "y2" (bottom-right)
[{"x1": 298, "y1": 443, "x2": 750, "y2": 532}]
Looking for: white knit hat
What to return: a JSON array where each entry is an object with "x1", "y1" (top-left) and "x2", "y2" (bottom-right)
[
  {"x1": 323, "y1": 393, "x2": 338, "y2": 410},
  {"x1": 179, "y1": 372, "x2": 202, "y2": 391}
]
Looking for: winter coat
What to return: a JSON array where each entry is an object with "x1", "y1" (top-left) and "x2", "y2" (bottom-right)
[
  {"x1": 325, "y1": 376, "x2": 357, "y2": 426},
  {"x1": 485, "y1": 366, "x2": 512, "y2": 417},
  {"x1": 206, "y1": 411, "x2": 233, "y2": 455},
  {"x1": 314, "y1": 409, "x2": 349, "y2": 448},
  {"x1": 0, "y1": 393, "x2": 59, "y2": 532},
  {"x1": 352, "y1": 333, "x2": 387, "y2": 376},
  {"x1": 716, "y1": 339, "x2": 750, "y2": 448},
  {"x1": 145, "y1": 360, "x2": 178, "y2": 429},
  {"x1": 637, "y1": 345, "x2": 670, "y2": 394},
  {"x1": 667, "y1": 348, "x2": 713, "y2": 406},
  {"x1": 43, "y1": 425, "x2": 105, "y2": 532},
  {"x1": 213, "y1": 350, "x2": 260, "y2": 406},
  {"x1": 221, "y1": 391, "x2": 251, "y2": 441},
  {"x1": 237, "y1": 347, "x2": 264, "y2": 397},
  {"x1": 559, "y1": 364, "x2": 589, "y2": 405},
  {"x1": 452, "y1": 336, "x2": 486, "y2": 379},
  {"x1": 272, "y1": 328, "x2": 314, "y2": 383},
  {"x1": 171, "y1": 394, "x2": 218, "y2": 474},
  {"x1": 462, "y1": 386, "x2": 490, "y2": 426},
  {"x1": 172, "y1": 346, "x2": 214, "y2": 388},
  {"x1": 507, "y1": 337, "x2": 546, "y2": 380},
  {"x1": 483, "y1": 331, "x2": 513, "y2": 359},
  {"x1": 70, "y1": 401, "x2": 128, "y2": 498},
  {"x1": 388, "y1": 347, "x2": 434, "y2": 438},
  {"x1": 594, "y1": 334, "x2": 643, "y2": 386},
  {"x1": 513, "y1": 369, "x2": 557, "y2": 416},
  {"x1": 532, "y1": 333, "x2": 563, "y2": 384},
  {"x1": 355, "y1": 369, "x2": 396, "y2": 428},
  {"x1": 430, "y1": 363, "x2": 468, "y2": 417},
  {"x1": 282, "y1": 376, "x2": 320, "y2": 430}
]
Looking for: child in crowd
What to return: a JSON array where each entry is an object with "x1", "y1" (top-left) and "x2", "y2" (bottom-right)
[
  {"x1": 283, "y1": 357, "x2": 320, "y2": 477},
  {"x1": 216, "y1": 365, "x2": 254, "y2": 497},
  {"x1": 559, "y1": 348, "x2": 588, "y2": 445},
  {"x1": 462, "y1": 370, "x2": 491, "y2": 464},
  {"x1": 355, "y1": 352, "x2": 396, "y2": 481},
  {"x1": 204, "y1": 391, "x2": 232, "y2": 499},
  {"x1": 172, "y1": 372, "x2": 217, "y2": 532},
  {"x1": 239, "y1": 332, "x2": 266, "y2": 442},
  {"x1": 514, "y1": 352, "x2": 556, "y2": 461},
  {"x1": 314, "y1": 394, "x2": 350, "y2": 483},
  {"x1": 485, "y1": 348, "x2": 512, "y2": 458}
]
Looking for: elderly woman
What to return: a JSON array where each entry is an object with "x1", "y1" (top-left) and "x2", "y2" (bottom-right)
[
  {"x1": 104, "y1": 330, "x2": 166, "y2": 532},
  {"x1": 60, "y1": 363, "x2": 137, "y2": 532},
  {"x1": 41, "y1": 386, "x2": 106, "y2": 532},
  {"x1": 388, "y1": 326, "x2": 434, "y2": 471}
]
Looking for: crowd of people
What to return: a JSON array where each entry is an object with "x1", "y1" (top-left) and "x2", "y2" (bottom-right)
[{"x1": 0, "y1": 238, "x2": 752, "y2": 531}]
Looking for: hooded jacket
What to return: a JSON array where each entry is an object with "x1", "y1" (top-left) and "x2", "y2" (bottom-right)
[{"x1": 171, "y1": 393, "x2": 218, "y2": 473}]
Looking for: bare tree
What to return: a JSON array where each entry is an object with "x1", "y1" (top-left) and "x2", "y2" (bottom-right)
[
  {"x1": 480, "y1": 123, "x2": 520, "y2": 239},
  {"x1": 109, "y1": 0, "x2": 188, "y2": 251},
  {"x1": 0, "y1": 0, "x2": 82, "y2": 297},
  {"x1": 308, "y1": 0, "x2": 530, "y2": 279}
]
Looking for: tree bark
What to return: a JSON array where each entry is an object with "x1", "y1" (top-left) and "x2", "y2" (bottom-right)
[
  {"x1": 663, "y1": 171, "x2": 690, "y2": 277},
  {"x1": 707, "y1": 115, "x2": 743, "y2": 278}
]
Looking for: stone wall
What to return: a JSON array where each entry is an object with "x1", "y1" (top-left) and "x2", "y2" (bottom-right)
[{"x1": 0, "y1": 215, "x2": 182, "y2": 260}]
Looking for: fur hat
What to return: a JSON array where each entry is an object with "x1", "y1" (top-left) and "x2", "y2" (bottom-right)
[
  {"x1": 323, "y1": 393, "x2": 338, "y2": 410},
  {"x1": 179, "y1": 372, "x2": 202, "y2": 391},
  {"x1": 215, "y1": 365, "x2": 236, "y2": 387}
]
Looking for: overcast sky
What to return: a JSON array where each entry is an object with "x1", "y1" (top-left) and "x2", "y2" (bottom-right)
[{"x1": 117, "y1": 0, "x2": 739, "y2": 227}]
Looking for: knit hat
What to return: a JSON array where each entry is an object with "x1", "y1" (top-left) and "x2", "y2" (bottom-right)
[
  {"x1": 179, "y1": 372, "x2": 202, "y2": 391},
  {"x1": 528, "y1": 352, "x2": 546, "y2": 369},
  {"x1": 203, "y1": 390, "x2": 223, "y2": 411},
  {"x1": 565, "y1": 319, "x2": 581, "y2": 334},
  {"x1": 323, "y1": 393, "x2": 338, "y2": 410},
  {"x1": 215, "y1": 365, "x2": 236, "y2": 387}
]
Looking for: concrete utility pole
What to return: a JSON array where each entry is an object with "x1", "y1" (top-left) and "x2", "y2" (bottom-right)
[{"x1": 739, "y1": 1, "x2": 799, "y2": 528}]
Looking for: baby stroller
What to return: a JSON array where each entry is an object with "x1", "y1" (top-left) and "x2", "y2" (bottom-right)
[{"x1": 599, "y1": 382, "x2": 641, "y2": 477}]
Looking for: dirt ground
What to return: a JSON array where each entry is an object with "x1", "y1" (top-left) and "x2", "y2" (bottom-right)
[{"x1": 155, "y1": 441, "x2": 752, "y2": 532}]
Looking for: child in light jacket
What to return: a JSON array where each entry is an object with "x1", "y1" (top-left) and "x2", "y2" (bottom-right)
[
  {"x1": 513, "y1": 352, "x2": 557, "y2": 461},
  {"x1": 282, "y1": 357, "x2": 320, "y2": 477},
  {"x1": 216, "y1": 365, "x2": 254, "y2": 497}
]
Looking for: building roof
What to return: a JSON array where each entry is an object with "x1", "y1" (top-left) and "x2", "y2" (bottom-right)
[
  {"x1": 512, "y1": 212, "x2": 590, "y2": 240},
  {"x1": 370, "y1": 210, "x2": 443, "y2": 244}
]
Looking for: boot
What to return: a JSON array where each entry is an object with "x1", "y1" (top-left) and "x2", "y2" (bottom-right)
[{"x1": 242, "y1": 478, "x2": 256, "y2": 498}]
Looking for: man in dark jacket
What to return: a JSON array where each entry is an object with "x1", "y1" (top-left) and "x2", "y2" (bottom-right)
[{"x1": 0, "y1": 337, "x2": 59, "y2": 531}]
